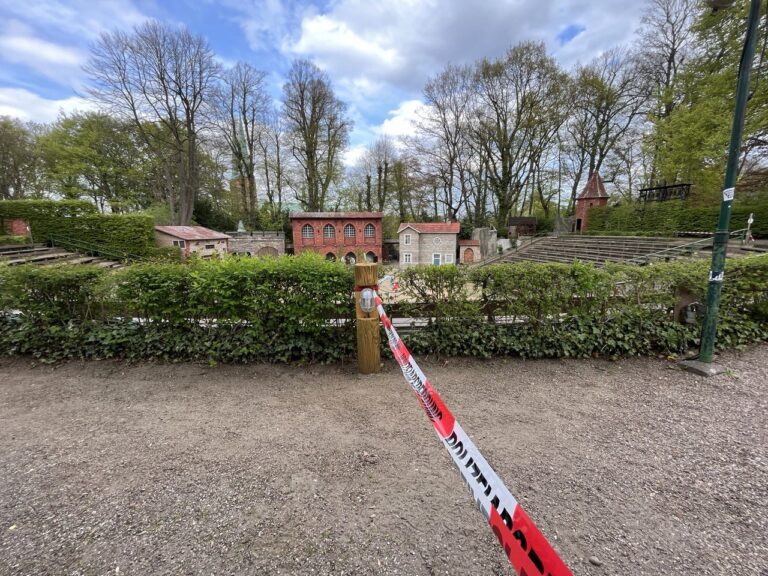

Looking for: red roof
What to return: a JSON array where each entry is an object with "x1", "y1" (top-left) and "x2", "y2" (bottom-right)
[
  {"x1": 458, "y1": 239, "x2": 480, "y2": 246},
  {"x1": 398, "y1": 222, "x2": 461, "y2": 234},
  {"x1": 290, "y1": 211, "x2": 383, "y2": 219},
  {"x1": 577, "y1": 172, "x2": 609, "y2": 200},
  {"x1": 154, "y1": 226, "x2": 231, "y2": 241}
]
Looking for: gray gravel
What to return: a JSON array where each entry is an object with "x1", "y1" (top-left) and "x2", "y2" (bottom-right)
[{"x1": 0, "y1": 346, "x2": 766, "y2": 575}]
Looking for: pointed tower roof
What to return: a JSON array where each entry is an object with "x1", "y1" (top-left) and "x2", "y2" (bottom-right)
[{"x1": 577, "y1": 172, "x2": 609, "y2": 200}]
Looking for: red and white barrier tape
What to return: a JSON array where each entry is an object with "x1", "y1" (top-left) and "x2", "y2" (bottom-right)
[{"x1": 375, "y1": 292, "x2": 573, "y2": 576}]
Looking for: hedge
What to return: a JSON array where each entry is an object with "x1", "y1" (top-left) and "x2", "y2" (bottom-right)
[
  {"x1": 588, "y1": 200, "x2": 768, "y2": 237},
  {"x1": 0, "y1": 254, "x2": 766, "y2": 363},
  {"x1": 0, "y1": 253, "x2": 355, "y2": 363},
  {"x1": 393, "y1": 257, "x2": 768, "y2": 358},
  {"x1": 0, "y1": 200, "x2": 155, "y2": 256}
]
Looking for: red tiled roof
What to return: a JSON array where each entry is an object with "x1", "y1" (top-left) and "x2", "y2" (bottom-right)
[
  {"x1": 290, "y1": 211, "x2": 383, "y2": 219},
  {"x1": 154, "y1": 226, "x2": 231, "y2": 241},
  {"x1": 398, "y1": 222, "x2": 461, "y2": 234},
  {"x1": 577, "y1": 172, "x2": 609, "y2": 200},
  {"x1": 458, "y1": 239, "x2": 480, "y2": 246}
]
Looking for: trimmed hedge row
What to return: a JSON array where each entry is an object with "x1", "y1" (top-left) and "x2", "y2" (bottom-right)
[
  {"x1": 394, "y1": 257, "x2": 768, "y2": 358},
  {"x1": 0, "y1": 253, "x2": 355, "y2": 363},
  {"x1": 0, "y1": 200, "x2": 155, "y2": 256},
  {"x1": 1, "y1": 254, "x2": 766, "y2": 363},
  {"x1": 588, "y1": 200, "x2": 768, "y2": 237}
]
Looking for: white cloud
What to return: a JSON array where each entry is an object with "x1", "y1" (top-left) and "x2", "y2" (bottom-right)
[
  {"x1": 343, "y1": 144, "x2": 367, "y2": 167},
  {"x1": 375, "y1": 99, "x2": 426, "y2": 139},
  {"x1": 287, "y1": 14, "x2": 401, "y2": 72},
  {"x1": 0, "y1": 21, "x2": 87, "y2": 85},
  {"x1": 282, "y1": 0, "x2": 645, "y2": 91},
  {"x1": 1, "y1": 0, "x2": 147, "y2": 40},
  {"x1": 0, "y1": 88, "x2": 95, "y2": 122}
]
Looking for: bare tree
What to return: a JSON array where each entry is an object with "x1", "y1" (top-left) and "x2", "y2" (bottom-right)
[
  {"x1": 638, "y1": 0, "x2": 695, "y2": 119},
  {"x1": 282, "y1": 59, "x2": 351, "y2": 211},
  {"x1": 213, "y1": 62, "x2": 269, "y2": 227},
  {"x1": 85, "y1": 21, "x2": 219, "y2": 224},
  {"x1": 562, "y1": 48, "x2": 646, "y2": 210},
  {"x1": 472, "y1": 42, "x2": 567, "y2": 230},
  {"x1": 416, "y1": 63, "x2": 475, "y2": 220},
  {"x1": 636, "y1": 0, "x2": 696, "y2": 183},
  {"x1": 255, "y1": 109, "x2": 289, "y2": 217}
]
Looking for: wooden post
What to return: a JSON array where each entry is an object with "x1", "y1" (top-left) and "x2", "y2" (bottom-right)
[{"x1": 355, "y1": 262, "x2": 380, "y2": 374}]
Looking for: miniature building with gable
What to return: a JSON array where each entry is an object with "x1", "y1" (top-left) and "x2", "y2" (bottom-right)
[
  {"x1": 398, "y1": 222, "x2": 460, "y2": 267},
  {"x1": 574, "y1": 172, "x2": 609, "y2": 233},
  {"x1": 290, "y1": 212, "x2": 383, "y2": 263},
  {"x1": 154, "y1": 226, "x2": 231, "y2": 258},
  {"x1": 458, "y1": 239, "x2": 481, "y2": 264}
]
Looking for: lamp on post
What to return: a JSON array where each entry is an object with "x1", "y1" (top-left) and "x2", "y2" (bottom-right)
[{"x1": 681, "y1": 0, "x2": 763, "y2": 376}]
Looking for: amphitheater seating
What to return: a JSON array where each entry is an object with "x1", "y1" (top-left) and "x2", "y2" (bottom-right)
[
  {"x1": 495, "y1": 235, "x2": 708, "y2": 267},
  {"x1": 0, "y1": 244, "x2": 123, "y2": 269}
]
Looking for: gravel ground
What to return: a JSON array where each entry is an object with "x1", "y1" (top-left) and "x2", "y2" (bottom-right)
[{"x1": 0, "y1": 346, "x2": 766, "y2": 576}]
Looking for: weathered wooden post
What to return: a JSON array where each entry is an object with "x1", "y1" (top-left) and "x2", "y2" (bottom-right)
[{"x1": 355, "y1": 262, "x2": 380, "y2": 374}]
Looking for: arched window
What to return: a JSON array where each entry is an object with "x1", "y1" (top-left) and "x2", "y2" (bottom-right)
[
  {"x1": 323, "y1": 224, "x2": 335, "y2": 238},
  {"x1": 344, "y1": 224, "x2": 356, "y2": 238},
  {"x1": 301, "y1": 224, "x2": 314, "y2": 239},
  {"x1": 364, "y1": 223, "x2": 375, "y2": 238},
  {"x1": 325, "y1": 252, "x2": 336, "y2": 261}
]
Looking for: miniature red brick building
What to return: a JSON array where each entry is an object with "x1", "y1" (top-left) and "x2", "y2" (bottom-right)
[
  {"x1": 3, "y1": 218, "x2": 30, "y2": 236},
  {"x1": 574, "y1": 172, "x2": 609, "y2": 233},
  {"x1": 290, "y1": 212, "x2": 384, "y2": 263}
]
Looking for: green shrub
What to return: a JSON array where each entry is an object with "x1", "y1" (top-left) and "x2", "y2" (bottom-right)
[
  {"x1": 394, "y1": 256, "x2": 768, "y2": 358},
  {"x1": 0, "y1": 253, "x2": 355, "y2": 363},
  {"x1": 0, "y1": 235, "x2": 30, "y2": 245},
  {"x1": 1, "y1": 254, "x2": 766, "y2": 363}
]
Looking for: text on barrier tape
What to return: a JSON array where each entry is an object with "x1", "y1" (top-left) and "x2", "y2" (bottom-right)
[{"x1": 375, "y1": 292, "x2": 573, "y2": 576}]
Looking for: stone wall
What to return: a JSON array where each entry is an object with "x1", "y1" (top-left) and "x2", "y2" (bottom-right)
[
  {"x1": 228, "y1": 231, "x2": 286, "y2": 257},
  {"x1": 471, "y1": 227, "x2": 497, "y2": 260}
]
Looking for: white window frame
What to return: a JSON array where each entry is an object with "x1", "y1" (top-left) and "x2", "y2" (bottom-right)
[
  {"x1": 301, "y1": 224, "x2": 314, "y2": 239},
  {"x1": 323, "y1": 224, "x2": 335, "y2": 238},
  {"x1": 403, "y1": 252, "x2": 412, "y2": 264},
  {"x1": 432, "y1": 253, "x2": 441, "y2": 265},
  {"x1": 344, "y1": 224, "x2": 356, "y2": 238},
  {"x1": 404, "y1": 233, "x2": 411, "y2": 245},
  {"x1": 444, "y1": 253, "x2": 454, "y2": 264},
  {"x1": 172, "y1": 240, "x2": 186, "y2": 248},
  {"x1": 364, "y1": 223, "x2": 375, "y2": 238}
]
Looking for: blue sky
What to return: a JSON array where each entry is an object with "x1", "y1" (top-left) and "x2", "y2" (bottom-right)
[{"x1": 0, "y1": 0, "x2": 646, "y2": 164}]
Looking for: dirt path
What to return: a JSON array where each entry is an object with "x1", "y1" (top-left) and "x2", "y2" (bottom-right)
[{"x1": 0, "y1": 347, "x2": 766, "y2": 575}]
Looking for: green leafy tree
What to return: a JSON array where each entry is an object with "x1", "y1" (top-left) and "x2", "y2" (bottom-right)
[
  {"x1": 39, "y1": 112, "x2": 150, "y2": 212},
  {"x1": 650, "y1": 1, "x2": 768, "y2": 201},
  {"x1": 0, "y1": 116, "x2": 45, "y2": 200}
]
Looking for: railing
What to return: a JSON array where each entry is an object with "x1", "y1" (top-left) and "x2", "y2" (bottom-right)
[
  {"x1": 48, "y1": 235, "x2": 142, "y2": 263},
  {"x1": 625, "y1": 236, "x2": 713, "y2": 265},
  {"x1": 625, "y1": 230, "x2": 746, "y2": 265}
]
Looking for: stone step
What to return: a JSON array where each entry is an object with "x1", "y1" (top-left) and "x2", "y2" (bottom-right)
[
  {"x1": 0, "y1": 245, "x2": 61, "y2": 259},
  {"x1": 4, "y1": 250, "x2": 75, "y2": 266}
]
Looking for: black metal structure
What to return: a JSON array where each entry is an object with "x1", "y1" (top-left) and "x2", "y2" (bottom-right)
[{"x1": 637, "y1": 183, "x2": 691, "y2": 203}]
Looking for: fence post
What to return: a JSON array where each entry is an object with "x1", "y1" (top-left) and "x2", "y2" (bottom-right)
[{"x1": 355, "y1": 262, "x2": 380, "y2": 374}]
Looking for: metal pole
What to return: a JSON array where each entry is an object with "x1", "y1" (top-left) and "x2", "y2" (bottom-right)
[{"x1": 699, "y1": 0, "x2": 762, "y2": 363}]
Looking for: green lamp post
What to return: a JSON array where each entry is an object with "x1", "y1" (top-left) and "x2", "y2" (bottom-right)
[{"x1": 687, "y1": 0, "x2": 763, "y2": 374}]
